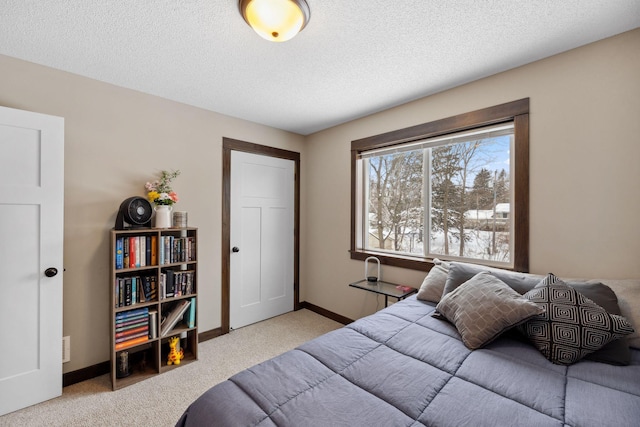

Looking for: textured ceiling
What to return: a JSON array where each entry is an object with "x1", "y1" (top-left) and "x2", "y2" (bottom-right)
[{"x1": 0, "y1": 1, "x2": 639, "y2": 135}]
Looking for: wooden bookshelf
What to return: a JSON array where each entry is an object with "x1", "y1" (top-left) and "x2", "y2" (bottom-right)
[{"x1": 109, "y1": 227, "x2": 198, "y2": 390}]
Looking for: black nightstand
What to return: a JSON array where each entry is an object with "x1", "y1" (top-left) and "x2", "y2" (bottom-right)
[{"x1": 349, "y1": 279, "x2": 417, "y2": 307}]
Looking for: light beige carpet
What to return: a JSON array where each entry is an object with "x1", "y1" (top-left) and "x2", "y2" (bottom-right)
[{"x1": 0, "y1": 309, "x2": 342, "y2": 427}]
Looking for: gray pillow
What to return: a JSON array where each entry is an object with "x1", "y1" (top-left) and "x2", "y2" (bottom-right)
[
  {"x1": 416, "y1": 259, "x2": 450, "y2": 303},
  {"x1": 601, "y1": 279, "x2": 640, "y2": 350},
  {"x1": 518, "y1": 274, "x2": 635, "y2": 365},
  {"x1": 435, "y1": 272, "x2": 544, "y2": 350},
  {"x1": 567, "y1": 281, "x2": 631, "y2": 365},
  {"x1": 442, "y1": 262, "x2": 543, "y2": 297}
]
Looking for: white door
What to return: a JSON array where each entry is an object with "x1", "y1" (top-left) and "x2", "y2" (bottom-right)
[
  {"x1": 0, "y1": 106, "x2": 64, "y2": 416},
  {"x1": 230, "y1": 151, "x2": 294, "y2": 329}
]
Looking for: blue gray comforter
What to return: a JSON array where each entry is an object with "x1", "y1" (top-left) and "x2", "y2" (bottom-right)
[{"x1": 177, "y1": 297, "x2": 640, "y2": 426}]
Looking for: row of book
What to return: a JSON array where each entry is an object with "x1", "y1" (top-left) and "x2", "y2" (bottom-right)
[
  {"x1": 115, "y1": 307, "x2": 151, "y2": 350},
  {"x1": 115, "y1": 270, "x2": 195, "y2": 308},
  {"x1": 115, "y1": 235, "x2": 196, "y2": 270},
  {"x1": 159, "y1": 236, "x2": 196, "y2": 265},
  {"x1": 114, "y1": 275, "x2": 158, "y2": 308},
  {"x1": 160, "y1": 270, "x2": 196, "y2": 299},
  {"x1": 115, "y1": 235, "x2": 156, "y2": 270}
]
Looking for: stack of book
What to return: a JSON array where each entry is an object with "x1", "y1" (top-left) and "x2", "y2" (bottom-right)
[{"x1": 115, "y1": 307, "x2": 150, "y2": 350}]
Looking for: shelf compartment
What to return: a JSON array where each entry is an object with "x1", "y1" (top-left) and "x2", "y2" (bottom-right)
[{"x1": 112, "y1": 342, "x2": 159, "y2": 391}]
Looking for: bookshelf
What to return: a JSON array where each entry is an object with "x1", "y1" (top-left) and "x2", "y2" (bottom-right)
[{"x1": 109, "y1": 227, "x2": 198, "y2": 390}]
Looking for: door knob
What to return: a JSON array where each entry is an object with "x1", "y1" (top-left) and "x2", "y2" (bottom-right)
[
  {"x1": 232, "y1": 247, "x2": 240, "y2": 253},
  {"x1": 45, "y1": 267, "x2": 58, "y2": 277}
]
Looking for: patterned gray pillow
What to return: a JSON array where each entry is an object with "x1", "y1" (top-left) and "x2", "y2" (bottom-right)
[
  {"x1": 435, "y1": 271, "x2": 544, "y2": 350},
  {"x1": 518, "y1": 273, "x2": 635, "y2": 365}
]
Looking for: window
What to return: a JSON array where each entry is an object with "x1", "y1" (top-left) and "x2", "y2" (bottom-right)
[{"x1": 351, "y1": 99, "x2": 529, "y2": 272}]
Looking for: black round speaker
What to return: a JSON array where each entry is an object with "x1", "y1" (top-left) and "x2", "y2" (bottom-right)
[{"x1": 115, "y1": 196, "x2": 153, "y2": 229}]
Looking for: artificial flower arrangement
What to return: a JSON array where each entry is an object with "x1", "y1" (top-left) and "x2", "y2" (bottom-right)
[{"x1": 145, "y1": 170, "x2": 180, "y2": 206}]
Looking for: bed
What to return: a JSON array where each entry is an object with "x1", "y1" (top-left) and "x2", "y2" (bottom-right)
[{"x1": 176, "y1": 263, "x2": 640, "y2": 427}]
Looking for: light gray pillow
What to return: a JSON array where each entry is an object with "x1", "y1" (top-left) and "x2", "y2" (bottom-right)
[
  {"x1": 442, "y1": 262, "x2": 542, "y2": 298},
  {"x1": 416, "y1": 259, "x2": 450, "y2": 303},
  {"x1": 600, "y1": 279, "x2": 640, "y2": 349},
  {"x1": 436, "y1": 271, "x2": 544, "y2": 350}
]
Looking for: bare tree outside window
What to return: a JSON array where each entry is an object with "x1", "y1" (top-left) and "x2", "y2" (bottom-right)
[
  {"x1": 367, "y1": 151, "x2": 423, "y2": 252},
  {"x1": 362, "y1": 128, "x2": 513, "y2": 264}
]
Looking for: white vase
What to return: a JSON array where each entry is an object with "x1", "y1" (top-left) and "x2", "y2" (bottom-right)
[{"x1": 154, "y1": 205, "x2": 173, "y2": 228}]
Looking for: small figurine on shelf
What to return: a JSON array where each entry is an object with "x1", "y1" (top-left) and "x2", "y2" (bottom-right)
[{"x1": 167, "y1": 336, "x2": 184, "y2": 365}]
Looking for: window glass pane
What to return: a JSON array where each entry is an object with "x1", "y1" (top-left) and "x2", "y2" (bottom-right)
[
  {"x1": 365, "y1": 150, "x2": 424, "y2": 255},
  {"x1": 361, "y1": 126, "x2": 513, "y2": 266},
  {"x1": 429, "y1": 134, "x2": 512, "y2": 264}
]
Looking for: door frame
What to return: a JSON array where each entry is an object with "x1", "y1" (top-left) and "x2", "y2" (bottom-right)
[{"x1": 222, "y1": 137, "x2": 300, "y2": 334}]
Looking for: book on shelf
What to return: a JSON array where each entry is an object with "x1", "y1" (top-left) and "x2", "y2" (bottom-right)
[
  {"x1": 134, "y1": 236, "x2": 141, "y2": 268},
  {"x1": 132, "y1": 277, "x2": 138, "y2": 305},
  {"x1": 115, "y1": 331, "x2": 149, "y2": 344},
  {"x1": 115, "y1": 326, "x2": 148, "y2": 340},
  {"x1": 115, "y1": 311, "x2": 148, "y2": 323},
  {"x1": 123, "y1": 237, "x2": 130, "y2": 270},
  {"x1": 149, "y1": 309, "x2": 158, "y2": 339},
  {"x1": 164, "y1": 270, "x2": 175, "y2": 298},
  {"x1": 115, "y1": 237, "x2": 124, "y2": 269},
  {"x1": 115, "y1": 279, "x2": 120, "y2": 308},
  {"x1": 187, "y1": 297, "x2": 196, "y2": 328},
  {"x1": 141, "y1": 276, "x2": 151, "y2": 302},
  {"x1": 139, "y1": 236, "x2": 146, "y2": 267},
  {"x1": 163, "y1": 236, "x2": 171, "y2": 264},
  {"x1": 137, "y1": 276, "x2": 146, "y2": 303},
  {"x1": 151, "y1": 235, "x2": 157, "y2": 265},
  {"x1": 150, "y1": 276, "x2": 158, "y2": 300},
  {"x1": 115, "y1": 307, "x2": 149, "y2": 320},
  {"x1": 160, "y1": 299, "x2": 191, "y2": 337},
  {"x1": 145, "y1": 236, "x2": 152, "y2": 266},
  {"x1": 128, "y1": 237, "x2": 135, "y2": 268},
  {"x1": 124, "y1": 278, "x2": 132, "y2": 306},
  {"x1": 115, "y1": 317, "x2": 148, "y2": 330},
  {"x1": 115, "y1": 335, "x2": 148, "y2": 350}
]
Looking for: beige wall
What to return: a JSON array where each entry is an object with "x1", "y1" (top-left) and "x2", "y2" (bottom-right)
[
  {"x1": 1, "y1": 28, "x2": 638, "y2": 376},
  {"x1": 302, "y1": 29, "x2": 640, "y2": 320},
  {"x1": 0, "y1": 54, "x2": 306, "y2": 373}
]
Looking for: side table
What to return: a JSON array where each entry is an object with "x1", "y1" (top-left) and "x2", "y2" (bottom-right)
[{"x1": 349, "y1": 279, "x2": 417, "y2": 308}]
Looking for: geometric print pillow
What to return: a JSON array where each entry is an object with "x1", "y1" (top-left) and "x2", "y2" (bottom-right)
[{"x1": 517, "y1": 273, "x2": 635, "y2": 365}]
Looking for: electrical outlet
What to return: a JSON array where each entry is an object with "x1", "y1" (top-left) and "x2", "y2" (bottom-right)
[{"x1": 62, "y1": 336, "x2": 71, "y2": 363}]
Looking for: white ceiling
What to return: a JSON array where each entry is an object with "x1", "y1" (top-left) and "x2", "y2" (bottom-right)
[{"x1": 1, "y1": 1, "x2": 638, "y2": 135}]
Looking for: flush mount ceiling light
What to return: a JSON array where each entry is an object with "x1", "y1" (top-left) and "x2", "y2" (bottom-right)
[{"x1": 239, "y1": 0, "x2": 310, "y2": 42}]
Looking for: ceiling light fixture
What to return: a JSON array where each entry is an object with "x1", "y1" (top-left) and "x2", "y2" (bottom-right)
[{"x1": 239, "y1": 0, "x2": 310, "y2": 42}]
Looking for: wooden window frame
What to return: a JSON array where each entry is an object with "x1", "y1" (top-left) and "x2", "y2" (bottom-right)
[{"x1": 350, "y1": 98, "x2": 530, "y2": 272}]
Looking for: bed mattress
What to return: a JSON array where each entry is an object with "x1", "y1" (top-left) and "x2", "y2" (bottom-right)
[{"x1": 177, "y1": 296, "x2": 640, "y2": 426}]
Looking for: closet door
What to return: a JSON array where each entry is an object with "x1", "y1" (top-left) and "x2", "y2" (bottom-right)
[{"x1": 229, "y1": 150, "x2": 294, "y2": 329}]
